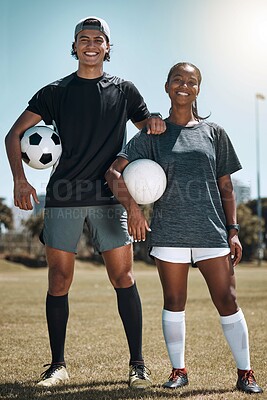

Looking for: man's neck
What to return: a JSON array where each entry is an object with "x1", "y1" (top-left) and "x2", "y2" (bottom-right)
[{"x1": 76, "y1": 64, "x2": 104, "y2": 79}]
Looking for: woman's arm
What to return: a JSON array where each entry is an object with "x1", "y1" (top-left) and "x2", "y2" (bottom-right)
[
  {"x1": 217, "y1": 174, "x2": 242, "y2": 266},
  {"x1": 105, "y1": 157, "x2": 150, "y2": 241}
]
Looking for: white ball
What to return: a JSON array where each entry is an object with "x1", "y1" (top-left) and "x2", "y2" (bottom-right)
[
  {"x1": 122, "y1": 159, "x2": 167, "y2": 204},
  {"x1": 21, "y1": 126, "x2": 62, "y2": 169}
]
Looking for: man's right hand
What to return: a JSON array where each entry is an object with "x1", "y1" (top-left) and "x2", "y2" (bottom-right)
[{"x1": 14, "y1": 179, "x2": 39, "y2": 210}]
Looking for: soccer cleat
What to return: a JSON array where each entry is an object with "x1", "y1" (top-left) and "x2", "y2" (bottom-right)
[
  {"x1": 37, "y1": 363, "x2": 69, "y2": 387},
  {"x1": 236, "y1": 369, "x2": 263, "y2": 394},
  {"x1": 129, "y1": 364, "x2": 152, "y2": 389},
  {"x1": 163, "y1": 368, "x2": 188, "y2": 389}
]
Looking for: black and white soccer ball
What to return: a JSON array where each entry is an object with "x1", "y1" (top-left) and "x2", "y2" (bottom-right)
[{"x1": 21, "y1": 126, "x2": 62, "y2": 169}]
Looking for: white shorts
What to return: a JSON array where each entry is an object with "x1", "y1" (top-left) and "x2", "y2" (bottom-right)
[{"x1": 150, "y1": 247, "x2": 230, "y2": 263}]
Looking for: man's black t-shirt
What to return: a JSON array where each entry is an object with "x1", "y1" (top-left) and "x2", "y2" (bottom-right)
[{"x1": 27, "y1": 72, "x2": 150, "y2": 207}]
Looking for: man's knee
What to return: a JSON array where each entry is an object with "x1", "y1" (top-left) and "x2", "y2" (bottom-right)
[
  {"x1": 102, "y1": 244, "x2": 134, "y2": 288},
  {"x1": 109, "y1": 270, "x2": 134, "y2": 288},
  {"x1": 48, "y1": 265, "x2": 73, "y2": 295},
  {"x1": 46, "y1": 247, "x2": 75, "y2": 295}
]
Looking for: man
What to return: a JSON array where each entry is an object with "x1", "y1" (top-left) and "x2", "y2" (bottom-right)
[{"x1": 5, "y1": 16, "x2": 165, "y2": 389}]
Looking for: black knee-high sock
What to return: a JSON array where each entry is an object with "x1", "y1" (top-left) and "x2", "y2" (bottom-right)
[
  {"x1": 115, "y1": 283, "x2": 143, "y2": 365},
  {"x1": 46, "y1": 293, "x2": 69, "y2": 365}
]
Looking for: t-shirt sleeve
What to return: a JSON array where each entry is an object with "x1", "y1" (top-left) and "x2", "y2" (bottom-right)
[
  {"x1": 215, "y1": 126, "x2": 242, "y2": 178},
  {"x1": 122, "y1": 81, "x2": 150, "y2": 123},
  {"x1": 26, "y1": 85, "x2": 55, "y2": 125},
  {"x1": 118, "y1": 130, "x2": 153, "y2": 161}
]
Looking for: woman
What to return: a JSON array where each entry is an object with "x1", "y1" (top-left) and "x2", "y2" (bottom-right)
[{"x1": 105, "y1": 62, "x2": 263, "y2": 394}]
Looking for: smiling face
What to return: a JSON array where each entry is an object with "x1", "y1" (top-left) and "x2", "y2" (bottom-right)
[
  {"x1": 74, "y1": 29, "x2": 110, "y2": 68},
  {"x1": 165, "y1": 64, "x2": 200, "y2": 106}
]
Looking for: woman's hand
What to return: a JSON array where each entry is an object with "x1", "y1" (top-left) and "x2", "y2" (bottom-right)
[
  {"x1": 228, "y1": 231, "x2": 242, "y2": 266},
  {"x1": 127, "y1": 204, "x2": 151, "y2": 242}
]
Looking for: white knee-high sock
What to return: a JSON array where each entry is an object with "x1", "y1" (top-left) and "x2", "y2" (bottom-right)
[
  {"x1": 162, "y1": 309, "x2": 185, "y2": 369},
  {"x1": 220, "y1": 309, "x2": 250, "y2": 370}
]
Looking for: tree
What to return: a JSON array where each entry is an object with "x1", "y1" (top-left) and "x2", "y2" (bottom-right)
[
  {"x1": 244, "y1": 198, "x2": 267, "y2": 260},
  {"x1": 237, "y1": 203, "x2": 262, "y2": 261},
  {"x1": 0, "y1": 198, "x2": 13, "y2": 235},
  {"x1": 246, "y1": 198, "x2": 267, "y2": 222},
  {"x1": 22, "y1": 213, "x2": 44, "y2": 238},
  {"x1": 22, "y1": 213, "x2": 44, "y2": 255}
]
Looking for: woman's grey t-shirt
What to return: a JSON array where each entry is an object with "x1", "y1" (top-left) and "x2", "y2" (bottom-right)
[{"x1": 118, "y1": 120, "x2": 242, "y2": 248}]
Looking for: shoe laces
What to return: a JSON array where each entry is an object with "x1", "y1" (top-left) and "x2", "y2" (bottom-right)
[
  {"x1": 130, "y1": 365, "x2": 151, "y2": 379},
  {"x1": 40, "y1": 363, "x2": 64, "y2": 379},
  {"x1": 169, "y1": 368, "x2": 187, "y2": 382},
  {"x1": 242, "y1": 370, "x2": 256, "y2": 384}
]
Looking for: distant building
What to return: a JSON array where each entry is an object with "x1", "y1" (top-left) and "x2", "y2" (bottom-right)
[
  {"x1": 33, "y1": 194, "x2": 46, "y2": 216},
  {"x1": 12, "y1": 206, "x2": 32, "y2": 232},
  {"x1": 233, "y1": 179, "x2": 251, "y2": 205}
]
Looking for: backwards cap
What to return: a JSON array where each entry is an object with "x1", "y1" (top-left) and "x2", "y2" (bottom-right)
[{"x1": 74, "y1": 16, "x2": 110, "y2": 42}]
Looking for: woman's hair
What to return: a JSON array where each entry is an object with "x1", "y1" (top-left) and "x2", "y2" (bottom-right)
[
  {"x1": 167, "y1": 62, "x2": 209, "y2": 121},
  {"x1": 71, "y1": 18, "x2": 111, "y2": 62}
]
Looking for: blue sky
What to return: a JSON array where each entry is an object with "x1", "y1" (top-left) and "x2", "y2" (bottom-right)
[{"x1": 1, "y1": 0, "x2": 267, "y2": 207}]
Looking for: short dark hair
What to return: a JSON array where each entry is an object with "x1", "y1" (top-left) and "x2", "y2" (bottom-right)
[{"x1": 71, "y1": 19, "x2": 111, "y2": 62}]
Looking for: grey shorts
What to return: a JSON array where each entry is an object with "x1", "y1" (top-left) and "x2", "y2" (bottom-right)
[{"x1": 42, "y1": 204, "x2": 132, "y2": 253}]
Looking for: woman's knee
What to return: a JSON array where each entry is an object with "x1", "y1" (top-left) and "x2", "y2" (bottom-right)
[
  {"x1": 163, "y1": 292, "x2": 187, "y2": 311},
  {"x1": 212, "y1": 289, "x2": 238, "y2": 315}
]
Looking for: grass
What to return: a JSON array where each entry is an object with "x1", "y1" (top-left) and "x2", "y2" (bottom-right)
[{"x1": 0, "y1": 258, "x2": 266, "y2": 400}]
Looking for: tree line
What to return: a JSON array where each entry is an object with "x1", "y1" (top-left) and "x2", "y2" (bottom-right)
[{"x1": 0, "y1": 198, "x2": 266, "y2": 263}]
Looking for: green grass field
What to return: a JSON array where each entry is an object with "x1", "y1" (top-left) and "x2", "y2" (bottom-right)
[{"x1": 0, "y1": 258, "x2": 266, "y2": 400}]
